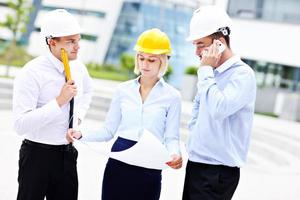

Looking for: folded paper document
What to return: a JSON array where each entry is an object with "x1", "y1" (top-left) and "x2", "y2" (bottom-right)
[{"x1": 110, "y1": 129, "x2": 171, "y2": 170}]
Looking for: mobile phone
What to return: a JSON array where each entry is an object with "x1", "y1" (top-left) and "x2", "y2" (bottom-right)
[{"x1": 216, "y1": 41, "x2": 225, "y2": 54}]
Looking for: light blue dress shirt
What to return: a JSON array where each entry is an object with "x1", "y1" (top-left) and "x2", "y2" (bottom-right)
[
  {"x1": 82, "y1": 77, "x2": 182, "y2": 155},
  {"x1": 187, "y1": 55, "x2": 256, "y2": 167}
]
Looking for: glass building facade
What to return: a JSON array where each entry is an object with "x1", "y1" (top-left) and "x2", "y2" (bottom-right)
[
  {"x1": 228, "y1": 0, "x2": 300, "y2": 91},
  {"x1": 228, "y1": 0, "x2": 300, "y2": 24},
  {"x1": 104, "y1": 1, "x2": 197, "y2": 87},
  {"x1": 243, "y1": 59, "x2": 300, "y2": 91},
  {"x1": 21, "y1": 0, "x2": 105, "y2": 45}
]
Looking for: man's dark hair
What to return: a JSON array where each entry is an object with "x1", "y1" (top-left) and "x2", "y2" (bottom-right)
[{"x1": 209, "y1": 27, "x2": 231, "y2": 48}]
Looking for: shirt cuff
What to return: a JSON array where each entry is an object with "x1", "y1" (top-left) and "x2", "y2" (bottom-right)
[
  {"x1": 166, "y1": 141, "x2": 181, "y2": 156},
  {"x1": 197, "y1": 66, "x2": 214, "y2": 81}
]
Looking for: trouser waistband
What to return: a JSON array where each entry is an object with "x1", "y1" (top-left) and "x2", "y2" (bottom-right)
[{"x1": 23, "y1": 139, "x2": 73, "y2": 152}]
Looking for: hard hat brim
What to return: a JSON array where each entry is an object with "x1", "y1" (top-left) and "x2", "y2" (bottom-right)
[
  {"x1": 134, "y1": 45, "x2": 171, "y2": 55},
  {"x1": 41, "y1": 29, "x2": 82, "y2": 38},
  {"x1": 186, "y1": 31, "x2": 215, "y2": 42}
]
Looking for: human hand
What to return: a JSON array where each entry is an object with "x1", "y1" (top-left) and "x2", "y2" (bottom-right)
[
  {"x1": 200, "y1": 40, "x2": 223, "y2": 68},
  {"x1": 66, "y1": 128, "x2": 82, "y2": 143},
  {"x1": 56, "y1": 80, "x2": 77, "y2": 107},
  {"x1": 166, "y1": 154, "x2": 183, "y2": 169}
]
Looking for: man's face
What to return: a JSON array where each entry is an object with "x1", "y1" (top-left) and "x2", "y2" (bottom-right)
[
  {"x1": 50, "y1": 34, "x2": 81, "y2": 61},
  {"x1": 193, "y1": 36, "x2": 213, "y2": 60}
]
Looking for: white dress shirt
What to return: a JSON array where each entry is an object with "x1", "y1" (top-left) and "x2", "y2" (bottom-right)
[
  {"x1": 13, "y1": 52, "x2": 93, "y2": 145},
  {"x1": 82, "y1": 77, "x2": 182, "y2": 155},
  {"x1": 187, "y1": 55, "x2": 256, "y2": 167}
]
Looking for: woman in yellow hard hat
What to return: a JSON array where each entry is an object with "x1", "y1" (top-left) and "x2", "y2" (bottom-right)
[{"x1": 67, "y1": 28, "x2": 182, "y2": 200}]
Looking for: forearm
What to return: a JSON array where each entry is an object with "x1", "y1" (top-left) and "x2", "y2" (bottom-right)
[
  {"x1": 13, "y1": 99, "x2": 62, "y2": 135},
  {"x1": 197, "y1": 67, "x2": 256, "y2": 120},
  {"x1": 80, "y1": 127, "x2": 114, "y2": 142}
]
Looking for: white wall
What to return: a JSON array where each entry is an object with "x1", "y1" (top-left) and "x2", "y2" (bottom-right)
[{"x1": 231, "y1": 19, "x2": 300, "y2": 67}]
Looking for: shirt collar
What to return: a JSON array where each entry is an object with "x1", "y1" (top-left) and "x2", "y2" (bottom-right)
[
  {"x1": 134, "y1": 76, "x2": 166, "y2": 87},
  {"x1": 215, "y1": 55, "x2": 240, "y2": 74},
  {"x1": 46, "y1": 51, "x2": 65, "y2": 74}
]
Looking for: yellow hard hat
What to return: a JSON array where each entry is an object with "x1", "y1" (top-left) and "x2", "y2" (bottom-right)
[{"x1": 134, "y1": 28, "x2": 171, "y2": 55}]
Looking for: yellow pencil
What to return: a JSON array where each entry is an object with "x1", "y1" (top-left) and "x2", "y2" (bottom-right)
[{"x1": 61, "y1": 48, "x2": 72, "y2": 81}]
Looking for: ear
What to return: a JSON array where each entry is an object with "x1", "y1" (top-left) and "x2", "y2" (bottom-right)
[
  {"x1": 219, "y1": 37, "x2": 227, "y2": 46},
  {"x1": 48, "y1": 39, "x2": 57, "y2": 47}
]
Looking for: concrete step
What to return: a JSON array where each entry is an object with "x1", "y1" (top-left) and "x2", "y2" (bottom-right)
[
  {"x1": 255, "y1": 125, "x2": 300, "y2": 142},
  {"x1": 253, "y1": 129, "x2": 300, "y2": 159},
  {"x1": 0, "y1": 99, "x2": 12, "y2": 110},
  {"x1": 245, "y1": 126, "x2": 300, "y2": 169},
  {"x1": 85, "y1": 109, "x2": 107, "y2": 121},
  {"x1": 253, "y1": 114, "x2": 300, "y2": 138},
  {"x1": 0, "y1": 78, "x2": 14, "y2": 88},
  {"x1": 90, "y1": 95, "x2": 111, "y2": 107},
  {"x1": 0, "y1": 88, "x2": 12, "y2": 99},
  {"x1": 0, "y1": 83, "x2": 13, "y2": 90}
]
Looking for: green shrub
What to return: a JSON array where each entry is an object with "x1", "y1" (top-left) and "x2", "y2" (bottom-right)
[
  {"x1": 120, "y1": 53, "x2": 134, "y2": 72},
  {"x1": 102, "y1": 63, "x2": 117, "y2": 72},
  {"x1": 164, "y1": 65, "x2": 173, "y2": 81},
  {"x1": 0, "y1": 43, "x2": 33, "y2": 67},
  {"x1": 87, "y1": 68, "x2": 129, "y2": 81},
  {"x1": 184, "y1": 65, "x2": 198, "y2": 75}
]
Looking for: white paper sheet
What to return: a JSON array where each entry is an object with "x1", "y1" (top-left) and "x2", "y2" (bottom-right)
[
  {"x1": 109, "y1": 129, "x2": 172, "y2": 170},
  {"x1": 73, "y1": 138, "x2": 111, "y2": 156}
]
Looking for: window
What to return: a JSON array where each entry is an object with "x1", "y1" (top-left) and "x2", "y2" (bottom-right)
[
  {"x1": 42, "y1": 6, "x2": 106, "y2": 18},
  {"x1": 243, "y1": 58, "x2": 300, "y2": 90},
  {"x1": 228, "y1": 0, "x2": 300, "y2": 24}
]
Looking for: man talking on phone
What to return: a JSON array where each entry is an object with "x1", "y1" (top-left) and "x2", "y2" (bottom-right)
[{"x1": 182, "y1": 6, "x2": 256, "y2": 200}]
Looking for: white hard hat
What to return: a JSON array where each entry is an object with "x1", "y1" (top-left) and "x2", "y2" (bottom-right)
[
  {"x1": 40, "y1": 9, "x2": 81, "y2": 38},
  {"x1": 186, "y1": 6, "x2": 232, "y2": 41}
]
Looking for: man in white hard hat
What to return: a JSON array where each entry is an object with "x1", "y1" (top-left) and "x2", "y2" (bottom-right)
[
  {"x1": 182, "y1": 6, "x2": 256, "y2": 200},
  {"x1": 13, "y1": 9, "x2": 93, "y2": 200}
]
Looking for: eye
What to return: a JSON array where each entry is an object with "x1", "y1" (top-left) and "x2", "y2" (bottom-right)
[
  {"x1": 139, "y1": 57, "x2": 145, "y2": 61},
  {"x1": 148, "y1": 59, "x2": 156, "y2": 63},
  {"x1": 196, "y1": 44, "x2": 205, "y2": 48}
]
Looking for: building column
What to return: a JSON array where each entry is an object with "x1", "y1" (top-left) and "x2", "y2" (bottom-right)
[
  {"x1": 292, "y1": 67, "x2": 300, "y2": 91},
  {"x1": 20, "y1": 0, "x2": 42, "y2": 45}
]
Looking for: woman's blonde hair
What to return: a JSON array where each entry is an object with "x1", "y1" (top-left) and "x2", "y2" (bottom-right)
[{"x1": 134, "y1": 53, "x2": 169, "y2": 78}]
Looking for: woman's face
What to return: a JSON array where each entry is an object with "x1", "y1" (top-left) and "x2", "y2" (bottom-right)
[{"x1": 137, "y1": 52, "x2": 161, "y2": 78}]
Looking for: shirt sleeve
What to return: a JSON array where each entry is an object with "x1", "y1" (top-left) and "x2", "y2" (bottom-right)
[
  {"x1": 81, "y1": 88, "x2": 122, "y2": 142},
  {"x1": 164, "y1": 93, "x2": 182, "y2": 155},
  {"x1": 13, "y1": 70, "x2": 62, "y2": 135},
  {"x1": 188, "y1": 93, "x2": 200, "y2": 131},
  {"x1": 197, "y1": 66, "x2": 256, "y2": 120}
]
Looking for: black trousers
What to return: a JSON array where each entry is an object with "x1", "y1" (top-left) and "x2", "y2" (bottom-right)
[
  {"x1": 17, "y1": 140, "x2": 78, "y2": 200},
  {"x1": 102, "y1": 137, "x2": 162, "y2": 200},
  {"x1": 182, "y1": 160, "x2": 240, "y2": 200}
]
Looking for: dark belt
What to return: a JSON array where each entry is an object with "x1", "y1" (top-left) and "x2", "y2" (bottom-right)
[{"x1": 23, "y1": 139, "x2": 73, "y2": 152}]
